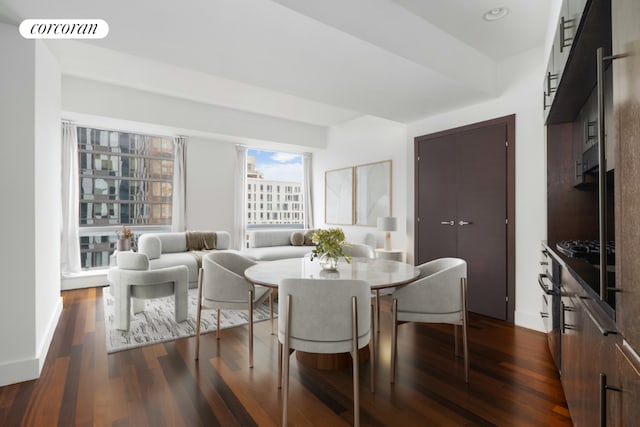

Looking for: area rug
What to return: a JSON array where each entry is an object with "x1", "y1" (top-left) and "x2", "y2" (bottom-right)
[{"x1": 102, "y1": 287, "x2": 275, "y2": 353}]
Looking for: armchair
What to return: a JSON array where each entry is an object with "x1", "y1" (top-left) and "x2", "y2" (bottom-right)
[{"x1": 108, "y1": 252, "x2": 189, "y2": 331}]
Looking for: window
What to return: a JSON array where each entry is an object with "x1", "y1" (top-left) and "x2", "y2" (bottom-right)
[
  {"x1": 78, "y1": 127, "x2": 174, "y2": 269},
  {"x1": 246, "y1": 149, "x2": 304, "y2": 228}
]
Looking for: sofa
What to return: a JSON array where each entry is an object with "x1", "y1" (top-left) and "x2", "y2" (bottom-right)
[
  {"x1": 242, "y1": 229, "x2": 316, "y2": 261},
  {"x1": 137, "y1": 231, "x2": 231, "y2": 288}
]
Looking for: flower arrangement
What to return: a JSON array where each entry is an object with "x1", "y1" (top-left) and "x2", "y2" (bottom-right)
[
  {"x1": 116, "y1": 225, "x2": 134, "y2": 240},
  {"x1": 310, "y1": 228, "x2": 351, "y2": 268}
]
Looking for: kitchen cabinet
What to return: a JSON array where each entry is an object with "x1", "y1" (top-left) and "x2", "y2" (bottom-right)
[
  {"x1": 610, "y1": 342, "x2": 640, "y2": 426},
  {"x1": 612, "y1": 0, "x2": 640, "y2": 355}
]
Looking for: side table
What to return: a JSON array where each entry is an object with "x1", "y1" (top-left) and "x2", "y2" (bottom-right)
[{"x1": 375, "y1": 248, "x2": 404, "y2": 262}]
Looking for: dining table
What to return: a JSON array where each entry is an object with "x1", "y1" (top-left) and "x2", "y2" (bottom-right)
[{"x1": 244, "y1": 256, "x2": 421, "y2": 370}]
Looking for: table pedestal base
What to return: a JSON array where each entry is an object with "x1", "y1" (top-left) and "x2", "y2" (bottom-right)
[{"x1": 296, "y1": 346, "x2": 370, "y2": 370}]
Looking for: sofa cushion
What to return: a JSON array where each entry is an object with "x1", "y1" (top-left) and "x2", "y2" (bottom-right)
[
  {"x1": 249, "y1": 229, "x2": 296, "y2": 248},
  {"x1": 304, "y1": 229, "x2": 316, "y2": 246},
  {"x1": 139, "y1": 235, "x2": 162, "y2": 260},
  {"x1": 156, "y1": 233, "x2": 188, "y2": 253},
  {"x1": 242, "y1": 246, "x2": 312, "y2": 261},
  {"x1": 290, "y1": 231, "x2": 305, "y2": 246},
  {"x1": 117, "y1": 252, "x2": 149, "y2": 270}
]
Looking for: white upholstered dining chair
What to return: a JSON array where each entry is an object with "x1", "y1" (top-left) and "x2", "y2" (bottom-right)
[
  {"x1": 390, "y1": 257, "x2": 469, "y2": 383},
  {"x1": 108, "y1": 251, "x2": 189, "y2": 331},
  {"x1": 278, "y1": 278, "x2": 374, "y2": 427},
  {"x1": 195, "y1": 251, "x2": 273, "y2": 368},
  {"x1": 344, "y1": 243, "x2": 376, "y2": 259}
]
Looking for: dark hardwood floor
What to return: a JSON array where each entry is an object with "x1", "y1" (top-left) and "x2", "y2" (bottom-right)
[{"x1": 0, "y1": 287, "x2": 572, "y2": 426}]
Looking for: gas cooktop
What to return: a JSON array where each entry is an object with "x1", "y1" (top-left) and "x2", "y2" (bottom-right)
[{"x1": 556, "y1": 240, "x2": 615, "y2": 266}]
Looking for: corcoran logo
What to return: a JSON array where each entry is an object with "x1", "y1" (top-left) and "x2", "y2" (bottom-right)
[{"x1": 19, "y1": 19, "x2": 109, "y2": 39}]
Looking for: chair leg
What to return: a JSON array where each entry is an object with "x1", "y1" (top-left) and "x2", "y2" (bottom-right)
[
  {"x1": 282, "y1": 295, "x2": 292, "y2": 427},
  {"x1": 462, "y1": 277, "x2": 469, "y2": 384},
  {"x1": 375, "y1": 289, "x2": 380, "y2": 334},
  {"x1": 390, "y1": 298, "x2": 398, "y2": 384},
  {"x1": 277, "y1": 343, "x2": 283, "y2": 389},
  {"x1": 216, "y1": 309, "x2": 221, "y2": 340},
  {"x1": 454, "y1": 324, "x2": 460, "y2": 357},
  {"x1": 269, "y1": 292, "x2": 274, "y2": 335},
  {"x1": 249, "y1": 290, "x2": 254, "y2": 368},
  {"x1": 195, "y1": 268, "x2": 204, "y2": 360},
  {"x1": 351, "y1": 296, "x2": 360, "y2": 427},
  {"x1": 370, "y1": 303, "x2": 375, "y2": 393}
]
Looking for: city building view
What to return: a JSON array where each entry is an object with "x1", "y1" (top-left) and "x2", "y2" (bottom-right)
[
  {"x1": 246, "y1": 150, "x2": 304, "y2": 228},
  {"x1": 78, "y1": 127, "x2": 174, "y2": 269}
]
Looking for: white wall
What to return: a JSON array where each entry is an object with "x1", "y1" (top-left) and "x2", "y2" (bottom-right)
[
  {"x1": 185, "y1": 137, "x2": 237, "y2": 237},
  {"x1": 0, "y1": 23, "x2": 62, "y2": 386},
  {"x1": 313, "y1": 115, "x2": 407, "y2": 250},
  {"x1": 406, "y1": 46, "x2": 547, "y2": 332}
]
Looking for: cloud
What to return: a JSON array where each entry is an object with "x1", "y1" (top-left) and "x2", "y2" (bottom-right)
[
  {"x1": 270, "y1": 152, "x2": 299, "y2": 163},
  {"x1": 258, "y1": 162, "x2": 303, "y2": 182}
]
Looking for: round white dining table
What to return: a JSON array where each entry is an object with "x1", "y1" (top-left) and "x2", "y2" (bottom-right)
[{"x1": 244, "y1": 256, "x2": 420, "y2": 290}]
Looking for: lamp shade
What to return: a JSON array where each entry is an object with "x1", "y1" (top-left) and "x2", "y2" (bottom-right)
[{"x1": 377, "y1": 216, "x2": 397, "y2": 232}]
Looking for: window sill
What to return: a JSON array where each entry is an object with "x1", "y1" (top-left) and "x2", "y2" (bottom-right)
[{"x1": 61, "y1": 270, "x2": 109, "y2": 291}]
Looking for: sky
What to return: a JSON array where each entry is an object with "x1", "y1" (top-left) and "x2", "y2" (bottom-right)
[{"x1": 248, "y1": 149, "x2": 302, "y2": 182}]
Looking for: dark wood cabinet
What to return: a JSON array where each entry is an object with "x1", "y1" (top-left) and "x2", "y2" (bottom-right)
[{"x1": 612, "y1": 0, "x2": 640, "y2": 358}]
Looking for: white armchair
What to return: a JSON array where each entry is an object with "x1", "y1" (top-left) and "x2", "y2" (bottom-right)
[
  {"x1": 108, "y1": 252, "x2": 189, "y2": 331},
  {"x1": 390, "y1": 257, "x2": 469, "y2": 383}
]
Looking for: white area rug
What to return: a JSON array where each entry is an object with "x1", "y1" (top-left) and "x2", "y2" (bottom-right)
[{"x1": 103, "y1": 286, "x2": 275, "y2": 353}]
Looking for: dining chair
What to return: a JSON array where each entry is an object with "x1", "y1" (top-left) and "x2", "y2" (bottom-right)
[
  {"x1": 390, "y1": 257, "x2": 469, "y2": 383},
  {"x1": 278, "y1": 278, "x2": 374, "y2": 427},
  {"x1": 195, "y1": 251, "x2": 273, "y2": 368},
  {"x1": 345, "y1": 243, "x2": 375, "y2": 259}
]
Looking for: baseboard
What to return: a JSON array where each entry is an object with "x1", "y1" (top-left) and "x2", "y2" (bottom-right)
[
  {"x1": 0, "y1": 296, "x2": 62, "y2": 387},
  {"x1": 62, "y1": 271, "x2": 108, "y2": 290},
  {"x1": 515, "y1": 309, "x2": 545, "y2": 332}
]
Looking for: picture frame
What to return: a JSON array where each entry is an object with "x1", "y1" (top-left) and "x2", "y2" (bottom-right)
[
  {"x1": 325, "y1": 167, "x2": 354, "y2": 225},
  {"x1": 355, "y1": 160, "x2": 392, "y2": 226}
]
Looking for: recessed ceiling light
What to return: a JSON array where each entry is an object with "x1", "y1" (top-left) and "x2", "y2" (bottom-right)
[{"x1": 483, "y1": 7, "x2": 509, "y2": 21}]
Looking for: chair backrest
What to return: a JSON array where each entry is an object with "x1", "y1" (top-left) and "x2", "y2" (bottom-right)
[
  {"x1": 394, "y1": 258, "x2": 467, "y2": 316},
  {"x1": 345, "y1": 243, "x2": 375, "y2": 259},
  {"x1": 201, "y1": 251, "x2": 256, "y2": 302},
  {"x1": 116, "y1": 252, "x2": 150, "y2": 270},
  {"x1": 279, "y1": 278, "x2": 371, "y2": 349}
]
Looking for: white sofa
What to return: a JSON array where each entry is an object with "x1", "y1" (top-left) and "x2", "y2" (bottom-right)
[
  {"x1": 138, "y1": 231, "x2": 231, "y2": 288},
  {"x1": 242, "y1": 229, "x2": 315, "y2": 261}
]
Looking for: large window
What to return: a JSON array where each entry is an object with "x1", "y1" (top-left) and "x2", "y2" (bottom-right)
[
  {"x1": 78, "y1": 127, "x2": 174, "y2": 269},
  {"x1": 246, "y1": 149, "x2": 304, "y2": 229}
]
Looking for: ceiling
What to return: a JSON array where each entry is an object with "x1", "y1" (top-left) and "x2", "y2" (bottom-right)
[{"x1": 0, "y1": 0, "x2": 552, "y2": 126}]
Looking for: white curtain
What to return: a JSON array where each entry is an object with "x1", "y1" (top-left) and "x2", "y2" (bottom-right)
[
  {"x1": 171, "y1": 136, "x2": 188, "y2": 232},
  {"x1": 234, "y1": 145, "x2": 248, "y2": 250},
  {"x1": 61, "y1": 121, "x2": 81, "y2": 274},
  {"x1": 303, "y1": 152, "x2": 314, "y2": 229}
]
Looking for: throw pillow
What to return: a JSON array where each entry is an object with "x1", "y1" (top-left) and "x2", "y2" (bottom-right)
[
  {"x1": 290, "y1": 231, "x2": 305, "y2": 246},
  {"x1": 304, "y1": 229, "x2": 315, "y2": 246}
]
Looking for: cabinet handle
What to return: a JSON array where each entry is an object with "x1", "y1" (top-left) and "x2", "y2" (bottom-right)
[
  {"x1": 599, "y1": 373, "x2": 622, "y2": 427},
  {"x1": 440, "y1": 221, "x2": 454, "y2": 226},
  {"x1": 458, "y1": 220, "x2": 472, "y2": 226},
  {"x1": 543, "y1": 91, "x2": 550, "y2": 110},
  {"x1": 539, "y1": 311, "x2": 549, "y2": 319},
  {"x1": 584, "y1": 302, "x2": 617, "y2": 336},
  {"x1": 546, "y1": 71, "x2": 558, "y2": 94},
  {"x1": 575, "y1": 160, "x2": 583, "y2": 180},
  {"x1": 561, "y1": 302, "x2": 575, "y2": 333},
  {"x1": 538, "y1": 274, "x2": 555, "y2": 295},
  {"x1": 559, "y1": 16, "x2": 575, "y2": 53},
  {"x1": 540, "y1": 261, "x2": 549, "y2": 266}
]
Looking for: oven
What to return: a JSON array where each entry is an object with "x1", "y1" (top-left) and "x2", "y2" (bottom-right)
[{"x1": 539, "y1": 245, "x2": 561, "y2": 370}]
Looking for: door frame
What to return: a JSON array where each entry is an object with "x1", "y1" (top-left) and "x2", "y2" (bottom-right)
[{"x1": 414, "y1": 114, "x2": 516, "y2": 323}]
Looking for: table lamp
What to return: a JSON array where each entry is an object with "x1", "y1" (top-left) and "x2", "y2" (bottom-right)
[{"x1": 377, "y1": 216, "x2": 397, "y2": 251}]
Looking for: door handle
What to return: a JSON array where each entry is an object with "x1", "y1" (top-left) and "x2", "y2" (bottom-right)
[
  {"x1": 440, "y1": 221, "x2": 454, "y2": 226},
  {"x1": 458, "y1": 220, "x2": 472, "y2": 226}
]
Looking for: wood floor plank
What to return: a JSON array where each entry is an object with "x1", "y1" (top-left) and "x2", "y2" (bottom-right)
[{"x1": 0, "y1": 288, "x2": 572, "y2": 426}]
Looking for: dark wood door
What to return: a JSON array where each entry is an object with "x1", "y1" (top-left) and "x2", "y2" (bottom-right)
[{"x1": 415, "y1": 121, "x2": 509, "y2": 320}]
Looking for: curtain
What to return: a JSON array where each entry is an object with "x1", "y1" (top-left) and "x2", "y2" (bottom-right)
[
  {"x1": 303, "y1": 152, "x2": 314, "y2": 229},
  {"x1": 61, "y1": 121, "x2": 81, "y2": 274},
  {"x1": 234, "y1": 145, "x2": 248, "y2": 250},
  {"x1": 171, "y1": 136, "x2": 188, "y2": 232}
]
